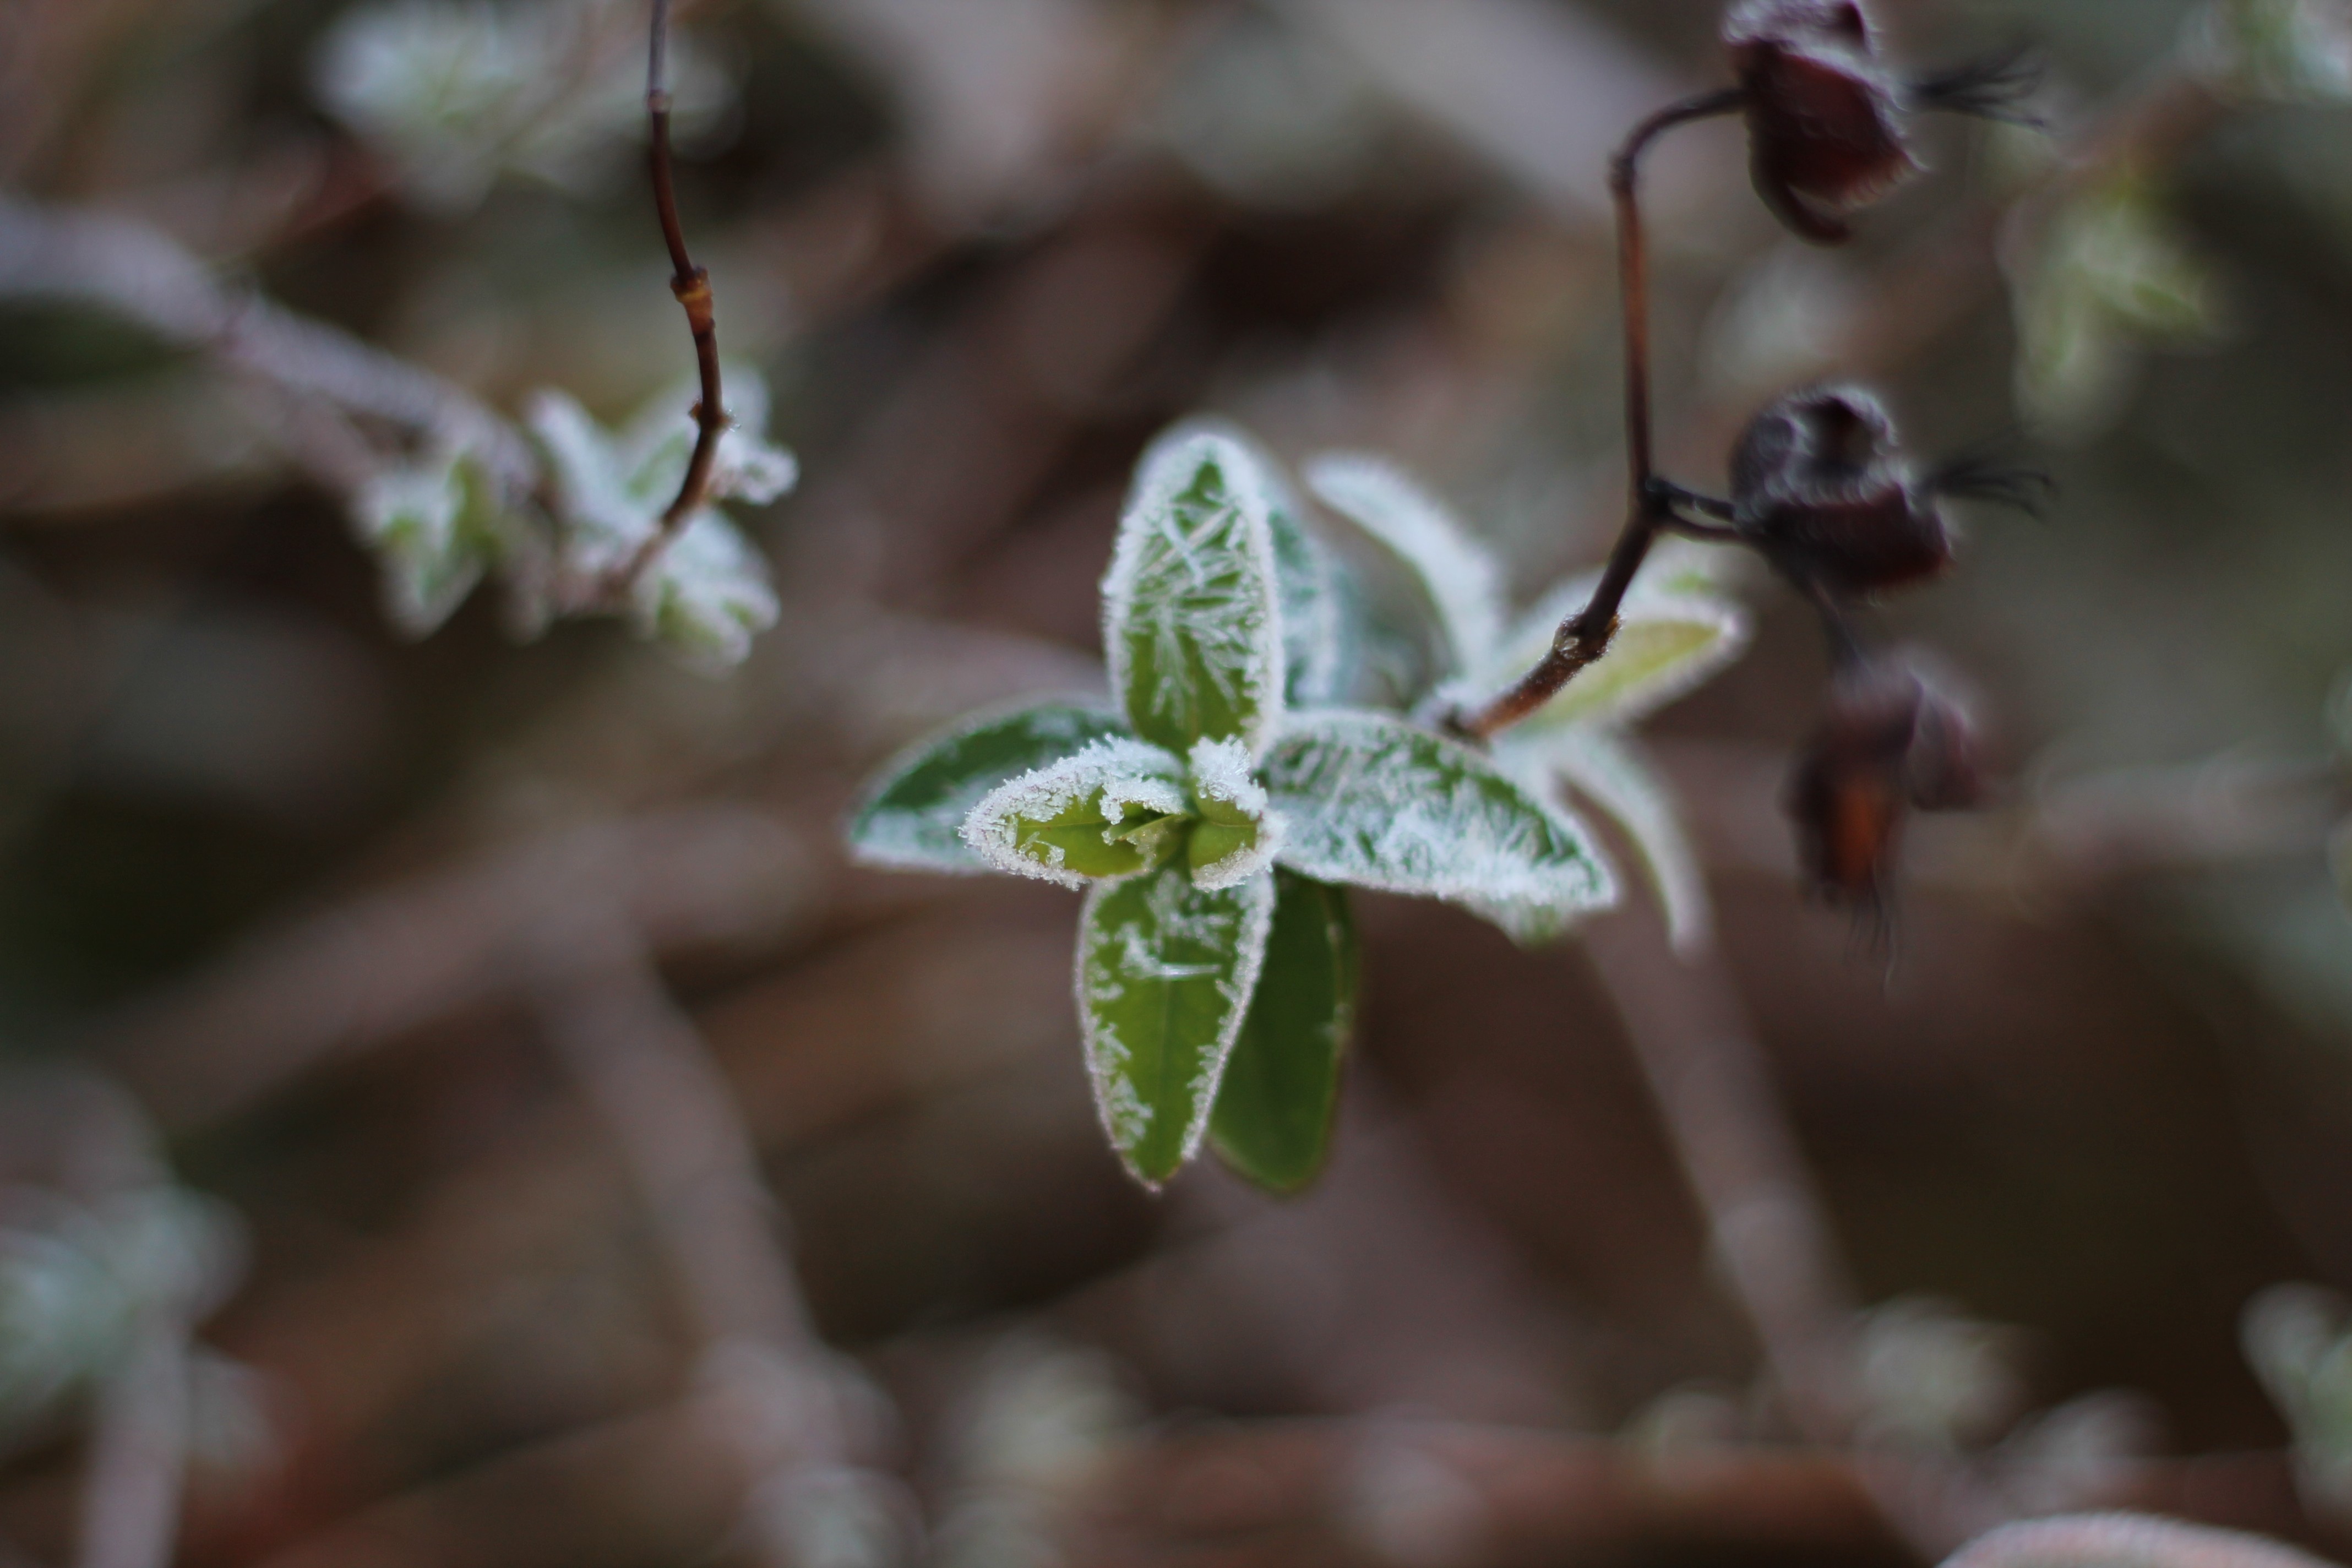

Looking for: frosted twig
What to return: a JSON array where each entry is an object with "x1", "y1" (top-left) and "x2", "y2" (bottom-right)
[
  {"x1": 1452, "y1": 88, "x2": 1741, "y2": 740},
  {"x1": 1940, "y1": 1515, "x2": 2342, "y2": 1568}
]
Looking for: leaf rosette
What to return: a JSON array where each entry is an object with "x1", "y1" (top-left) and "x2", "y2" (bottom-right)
[{"x1": 849, "y1": 422, "x2": 1747, "y2": 1188}]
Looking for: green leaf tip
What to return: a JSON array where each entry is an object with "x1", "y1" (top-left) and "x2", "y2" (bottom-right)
[
  {"x1": 1077, "y1": 864, "x2": 1276, "y2": 1186},
  {"x1": 1103, "y1": 428, "x2": 1286, "y2": 760}
]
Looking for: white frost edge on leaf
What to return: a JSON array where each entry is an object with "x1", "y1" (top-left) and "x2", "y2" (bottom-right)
[
  {"x1": 1455, "y1": 571, "x2": 1751, "y2": 730},
  {"x1": 1165, "y1": 418, "x2": 1348, "y2": 707},
  {"x1": 846, "y1": 697, "x2": 1120, "y2": 875},
  {"x1": 1265, "y1": 709, "x2": 1615, "y2": 917},
  {"x1": 1304, "y1": 452, "x2": 1504, "y2": 677},
  {"x1": 1498, "y1": 727, "x2": 1712, "y2": 954},
  {"x1": 1075, "y1": 866, "x2": 1276, "y2": 1188},
  {"x1": 1186, "y1": 736, "x2": 1284, "y2": 891},
  {"x1": 1102, "y1": 425, "x2": 1287, "y2": 760},
  {"x1": 961, "y1": 738, "x2": 1188, "y2": 889}
]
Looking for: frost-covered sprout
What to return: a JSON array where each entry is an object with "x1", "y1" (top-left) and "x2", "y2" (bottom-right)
[
  {"x1": 847, "y1": 422, "x2": 1617, "y2": 1189},
  {"x1": 313, "y1": 0, "x2": 731, "y2": 213},
  {"x1": 2187, "y1": 0, "x2": 2352, "y2": 105},
  {"x1": 2010, "y1": 174, "x2": 2226, "y2": 438},
  {"x1": 2244, "y1": 1283, "x2": 2352, "y2": 1518},
  {"x1": 1306, "y1": 453, "x2": 1750, "y2": 954},
  {"x1": 526, "y1": 366, "x2": 796, "y2": 669}
]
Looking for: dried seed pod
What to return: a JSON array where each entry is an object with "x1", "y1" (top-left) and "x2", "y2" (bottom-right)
[
  {"x1": 1785, "y1": 655, "x2": 1984, "y2": 912},
  {"x1": 1730, "y1": 385, "x2": 1952, "y2": 600},
  {"x1": 1724, "y1": 0, "x2": 1921, "y2": 243}
]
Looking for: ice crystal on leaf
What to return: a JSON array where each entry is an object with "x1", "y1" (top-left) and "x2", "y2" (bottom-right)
[
  {"x1": 1263, "y1": 710, "x2": 1614, "y2": 921},
  {"x1": 1103, "y1": 428, "x2": 1286, "y2": 758},
  {"x1": 849, "y1": 701, "x2": 1129, "y2": 874},
  {"x1": 962, "y1": 739, "x2": 1190, "y2": 889},
  {"x1": 1077, "y1": 865, "x2": 1275, "y2": 1186}
]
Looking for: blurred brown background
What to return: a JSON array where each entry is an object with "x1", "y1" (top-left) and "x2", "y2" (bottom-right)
[{"x1": 6, "y1": 0, "x2": 2352, "y2": 1564}]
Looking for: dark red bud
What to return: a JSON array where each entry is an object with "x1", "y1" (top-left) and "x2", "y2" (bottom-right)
[
  {"x1": 1729, "y1": 385, "x2": 1952, "y2": 600},
  {"x1": 1723, "y1": 0, "x2": 1920, "y2": 244},
  {"x1": 1785, "y1": 657, "x2": 1984, "y2": 912}
]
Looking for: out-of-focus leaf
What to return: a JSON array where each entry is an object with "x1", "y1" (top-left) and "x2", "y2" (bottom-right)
[
  {"x1": 1305, "y1": 453, "x2": 1504, "y2": 678},
  {"x1": 1499, "y1": 726, "x2": 1712, "y2": 953},
  {"x1": 1076, "y1": 864, "x2": 1275, "y2": 1185},
  {"x1": 1260, "y1": 710, "x2": 1613, "y2": 932},
  {"x1": 2010, "y1": 176, "x2": 2226, "y2": 438},
  {"x1": 962, "y1": 738, "x2": 1190, "y2": 888},
  {"x1": 2245, "y1": 1283, "x2": 2352, "y2": 1515},
  {"x1": 311, "y1": 0, "x2": 731, "y2": 213},
  {"x1": 2187, "y1": 0, "x2": 2352, "y2": 105},
  {"x1": 848, "y1": 701, "x2": 1129, "y2": 874},
  {"x1": 631, "y1": 511, "x2": 782, "y2": 672},
  {"x1": 1104, "y1": 427, "x2": 1284, "y2": 758},
  {"x1": 1210, "y1": 871, "x2": 1356, "y2": 1193},
  {"x1": 349, "y1": 446, "x2": 502, "y2": 636}
]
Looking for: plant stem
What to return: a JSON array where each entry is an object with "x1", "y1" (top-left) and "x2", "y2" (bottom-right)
[
  {"x1": 608, "y1": 0, "x2": 728, "y2": 598},
  {"x1": 1456, "y1": 86, "x2": 1741, "y2": 741}
]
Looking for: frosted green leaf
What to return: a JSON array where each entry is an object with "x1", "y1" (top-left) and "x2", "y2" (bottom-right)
[
  {"x1": 1210, "y1": 871, "x2": 1356, "y2": 1193},
  {"x1": 350, "y1": 446, "x2": 500, "y2": 636},
  {"x1": 1186, "y1": 736, "x2": 1283, "y2": 891},
  {"x1": 1076, "y1": 864, "x2": 1276, "y2": 1186},
  {"x1": 631, "y1": 510, "x2": 780, "y2": 672},
  {"x1": 1103, "y1": 428, "x2": 1284, "y2": 758},
  {"x1": 963, "y1": 738, "x2": 1190, "y2": 889},
  {"x1": 2186, "y1": 0, "x2": 2352, "y2": 104},
  {"x1": 1261, "y1": 710, "x2": 1613, "y2": 928},
  {"x1": 847, "y1": 701, "x2": 1129, "y2": 874},
  {"x1": 1499, "y1": 728, "x2": 1713, "y2": 955},
  {"x1": 1305, "y1": 453, "x2": 1504, "y2": 677},
  {"x1": 1460, "y1": 573, "x2": 1749, "y2": 733}
]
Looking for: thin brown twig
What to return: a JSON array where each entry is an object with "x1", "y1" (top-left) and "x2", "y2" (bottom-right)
[
  {"x1": 1455, "y1": 87, "x2": 1742, "y2": 739},
  {"x1": 603, "y1": 0, "x2": 729, "y2": 600}
]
